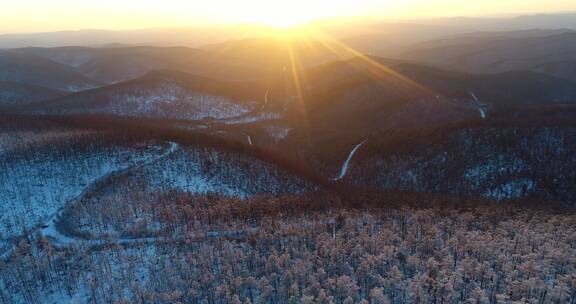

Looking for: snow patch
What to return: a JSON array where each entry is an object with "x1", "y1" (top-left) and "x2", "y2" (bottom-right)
[
  {"x1": 222, "y1": 111, "x2": 282, "y2": 124},
  {"x1": 265, "y1": 125, "x2": 291, "y2": 142},
  {"x1": 484, "y1": 179, "x2": 535, "y2": 200}
]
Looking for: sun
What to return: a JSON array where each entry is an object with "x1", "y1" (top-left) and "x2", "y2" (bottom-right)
[
  {"x1": 218, "y1": 0, "x2": 345, "y2": 29},
  {"x1": 258, "y1": 16, "x2": 311, "y2": 29},
  {"x1": 244, "y1": 4, "x2": 319, "y2": 28}
]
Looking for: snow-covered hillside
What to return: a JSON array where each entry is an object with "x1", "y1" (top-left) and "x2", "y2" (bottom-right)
[
  {"x1": 36, "y1": 74, "x2": 261, "y2": 121},
  {"x1": 140, "y1": 146, "x2": 310, "y2": 196},
  {"x1": 345, "y1": 126, "x2": 576, "y2": 203},
  {"x1": 0, "y1": 139, "x2": 169, "y2": 240},
  {"x1": 264, "y1": 123, "x2": 291, "y2": 143},
  {"x1": 66, "y1": 145, "x2": 314, "y2": 237},
  {"x1": 0, "y1": 129, "x2": 98, "y2": 157},
  {"x1": 0, "y1": 82, "x2": 65, "y2": 106}
]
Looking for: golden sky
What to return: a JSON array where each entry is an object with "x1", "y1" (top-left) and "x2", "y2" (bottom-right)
[{"x1": 1, "y1": 0, "x2": 575, "y2": 33}]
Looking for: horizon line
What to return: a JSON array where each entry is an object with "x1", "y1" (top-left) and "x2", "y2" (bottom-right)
[{"x1": 1, "y1": 10, "x2": 576, "y2": 36}]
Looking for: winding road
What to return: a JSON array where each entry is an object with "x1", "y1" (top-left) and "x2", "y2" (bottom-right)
[
  {"x1": 39, "y1": 141, "x2": 179, "y2": 247},
  {"x1": 28, "y1": 141, "x2": 263, "y2": 251},
  {"x1": 0, "y1": 142, "x2": 179, "y2": 260}
]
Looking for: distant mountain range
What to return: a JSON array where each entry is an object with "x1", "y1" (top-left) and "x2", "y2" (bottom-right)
[
  {"x1": 13, "y1": 46, "x2": 270, "y2": 84},
  {"x1": 2, "y1": 12, "x2": 575, "y2": 50},
  {"x1": 0, "y1": 25, "x2": 272, "y2": 48},
  {"x1": 401, "y1": 31, "x2": 576, "y2": 80},
  {"x1": 1, "y1": 14, "x2": 576, "y2": 204},
  {"x1": 3, "y1": 16, "x2": 576, "y2": 162},
  {"x1": 6, "y1": 43, "x2": 575, "y2": 123}
]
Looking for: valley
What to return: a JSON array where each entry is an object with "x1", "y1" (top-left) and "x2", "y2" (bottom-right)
[{"x1": 0, "y1": 11, "x2": 575, "y2": 304}]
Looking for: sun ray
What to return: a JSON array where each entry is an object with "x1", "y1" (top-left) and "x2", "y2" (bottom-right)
[
  {"x1": 285, "y1": 37, "x2": 317, "y2": 151},
  {"x1": 307, "y1": 28, "x2": 437, "y2": 96},
  {"x1": 286, "y1": 40, "x2": 306, "y2": 108}
]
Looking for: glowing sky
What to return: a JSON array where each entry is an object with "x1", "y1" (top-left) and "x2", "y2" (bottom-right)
[{"x1": 1, "y1": 0, "x2": 575, "y2": 33}]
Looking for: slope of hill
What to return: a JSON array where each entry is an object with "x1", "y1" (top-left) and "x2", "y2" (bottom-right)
[
  {"x1": 532, "y1": 60, "x2": 576, "y2": 81},
  {"x1": 0, "y1": 114, "x2": 320, "y2": 252},
  {"x1": 28, "y1": 71, "x2": 277, "y2": 120},
  {"x1": 392, "y1": 64, "x2": 576, "y2": 106},
  {"x1": 0, "y1": 129, "x2": 168, "y2": 240},
  {"x1": 343, "y1": 124, "x2": 576, "y2": 204},
  {"x1": 278, "y1": 57, "x2": 576, "y2": 171},
  {"x1": 298, "y1": 58, "x2": 576, "y2": 129},
  {"x1": 61, "y1": 142, "x2": 315, "y2": 238},
  {"x1": 0, "y1": 82, "x2": 65, "y2": 106},
  {"x1": 0, "y1": 50, "x2": 101, "y2": 91}
]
